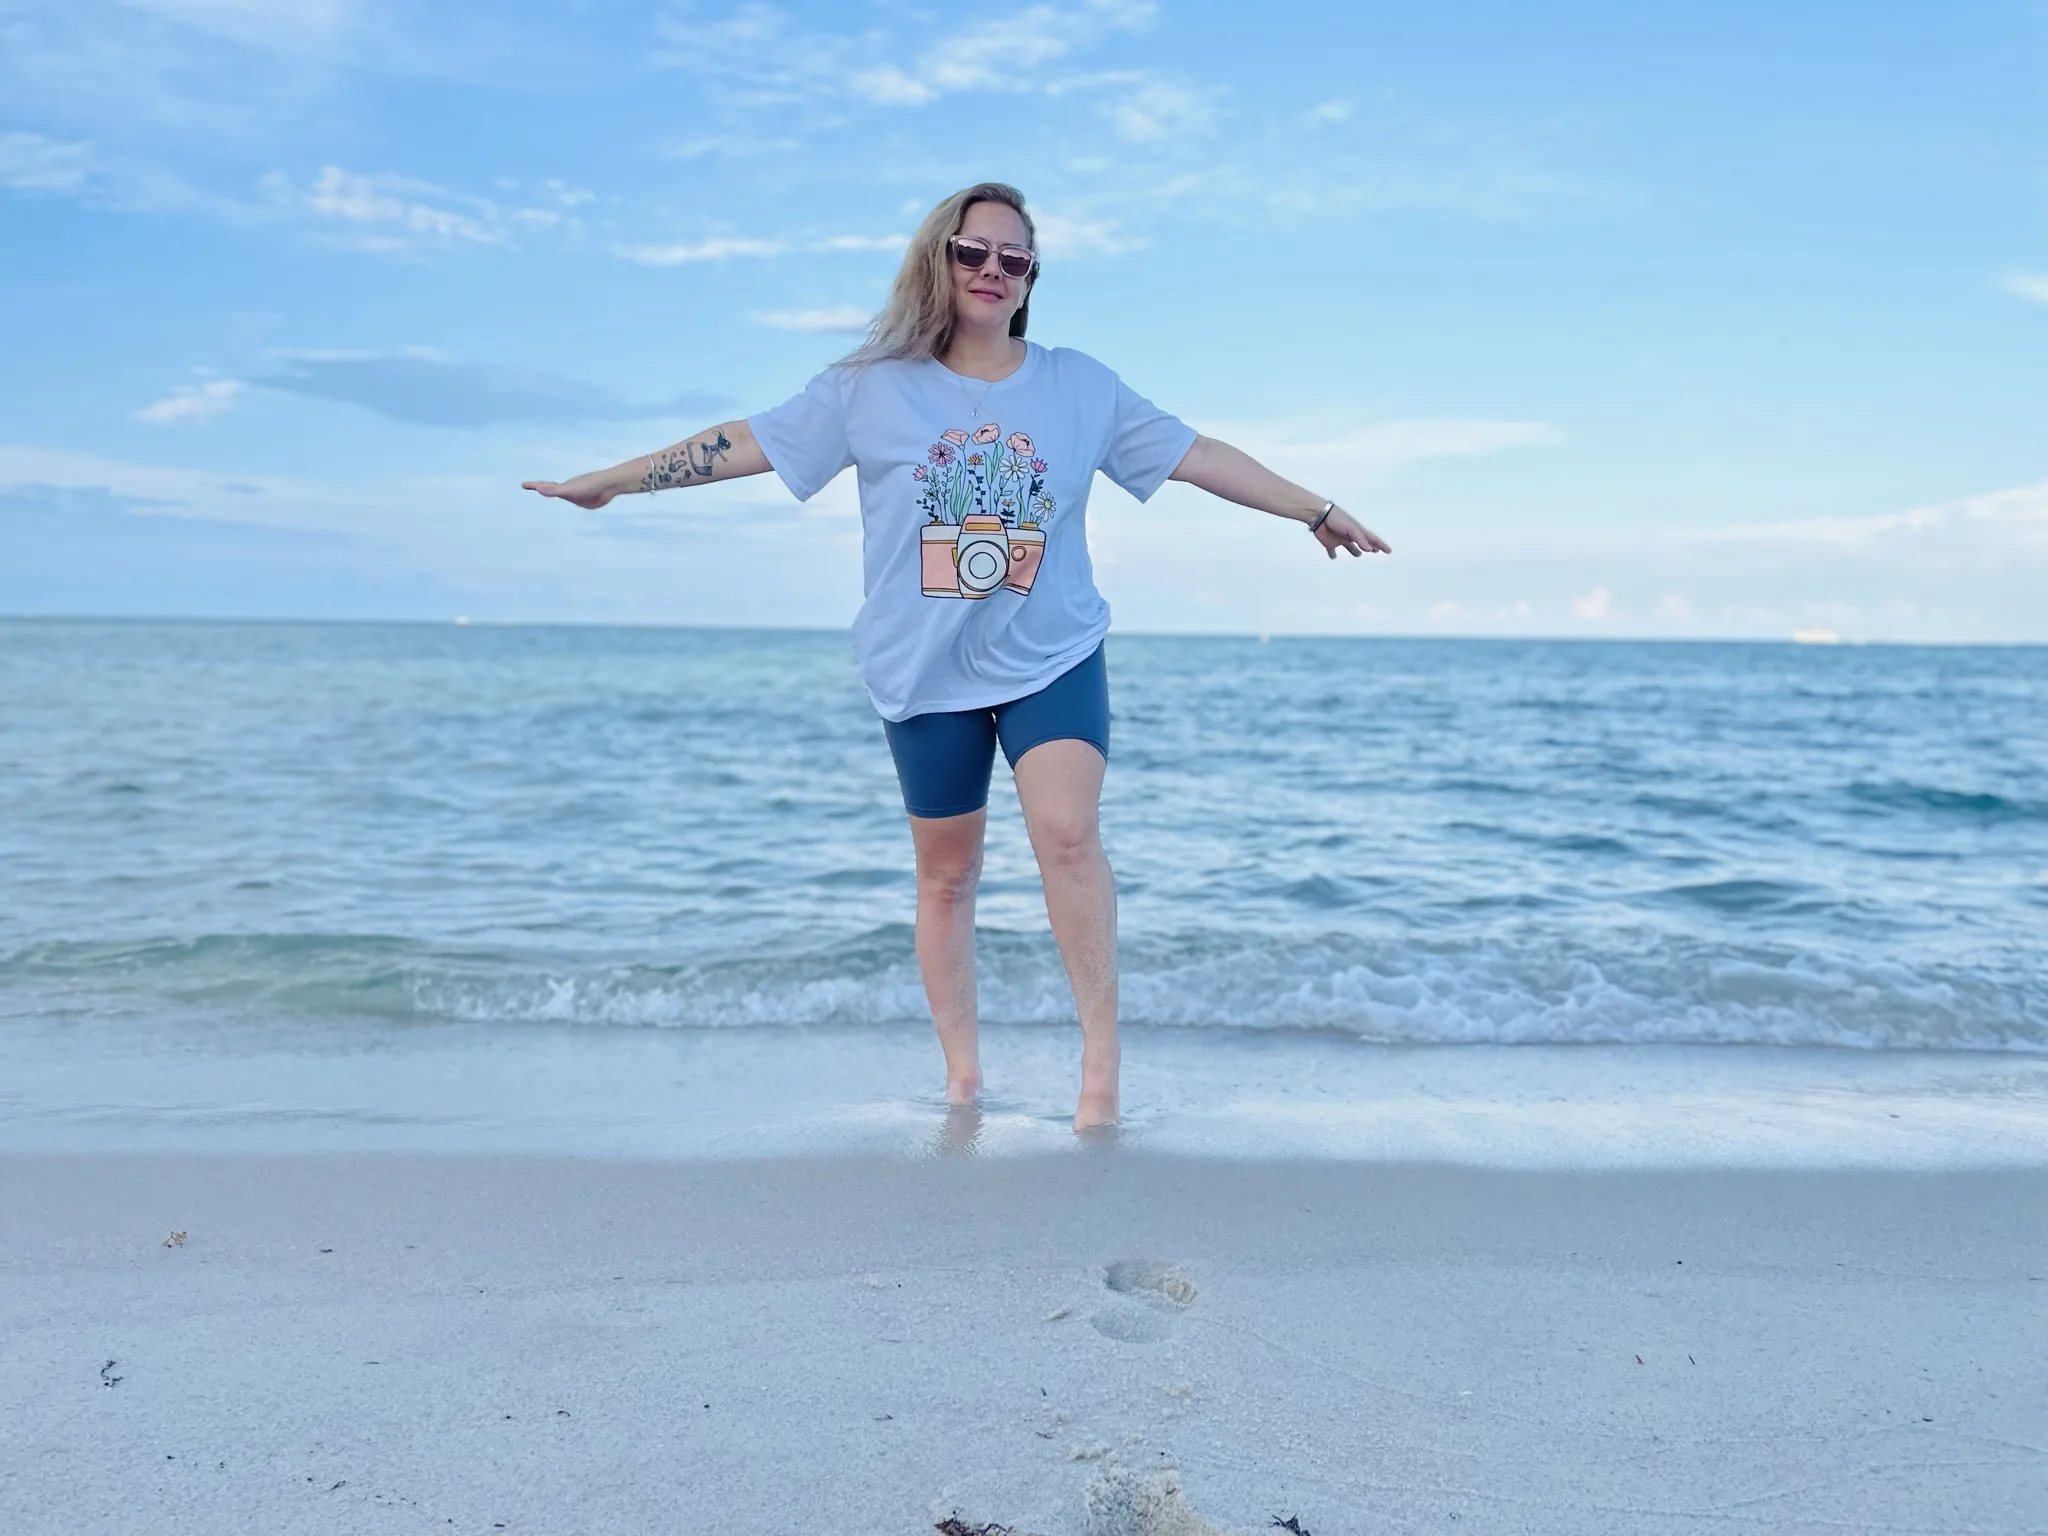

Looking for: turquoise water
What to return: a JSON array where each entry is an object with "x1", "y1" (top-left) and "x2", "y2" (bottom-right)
[{"x1": 4, "y1": 619, "x2": 2043, "y2": 1055}]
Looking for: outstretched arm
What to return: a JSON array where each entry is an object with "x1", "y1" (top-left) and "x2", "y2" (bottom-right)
[
  {"x1": 1168, "y1": 434, "x2": 1391, "y2": 560},
  {"x1": 522, "y1": 419, "x2": 772, "y2": 510}
]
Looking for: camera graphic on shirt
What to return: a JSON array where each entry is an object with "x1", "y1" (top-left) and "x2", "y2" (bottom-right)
[{"x1": 920, "y1": 515, "x2": 1045, "y2": 599}]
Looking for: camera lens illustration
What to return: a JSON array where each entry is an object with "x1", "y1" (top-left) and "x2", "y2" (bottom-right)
[{"x1": 954, "y1": 515, "x2": 1011, "y2": 598}]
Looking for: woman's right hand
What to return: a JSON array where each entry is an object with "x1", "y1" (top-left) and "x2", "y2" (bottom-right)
[{"x1": 521, "y1": 470, "x2": 622, "y2": 509}]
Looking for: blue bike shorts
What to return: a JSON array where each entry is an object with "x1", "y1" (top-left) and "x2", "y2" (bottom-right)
[{"x1": 881, "y1": 643, "x2": 1109, "y2": 820}]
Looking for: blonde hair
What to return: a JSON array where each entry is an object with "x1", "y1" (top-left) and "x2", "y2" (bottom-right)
[{"x1": 843, "y1": 182, "x2": 1037, "y2": 366}]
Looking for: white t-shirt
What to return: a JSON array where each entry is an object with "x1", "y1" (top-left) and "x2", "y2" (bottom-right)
[{"x1": 748, "y1": 342, "x2": 1197, "y2": 721}]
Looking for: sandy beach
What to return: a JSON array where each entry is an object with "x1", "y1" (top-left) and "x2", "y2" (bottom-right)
[{"x1": 5, "y1": 1149, "x2": 2042, "y2": 1534}]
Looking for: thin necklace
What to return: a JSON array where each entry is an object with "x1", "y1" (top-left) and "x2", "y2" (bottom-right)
[
  {"x1": 941, "y1": 344, "x2": 1020, "y2": 420},
  {"x1": 957, "y1": 373, "x2": 994, "y2": 420}
]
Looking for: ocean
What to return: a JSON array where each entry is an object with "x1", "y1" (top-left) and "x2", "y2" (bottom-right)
[{"x1": 3, "y1": 619, "x2": 2044, "y2": 1160}]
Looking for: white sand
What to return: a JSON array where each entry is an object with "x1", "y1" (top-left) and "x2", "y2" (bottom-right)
[{"x1": 4, "y1": 1151, "x2": 2043, "y2": 1534}]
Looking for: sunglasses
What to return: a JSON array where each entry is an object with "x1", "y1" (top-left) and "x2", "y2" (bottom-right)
[{"x1": 947, "y1": 236, "x2": 1037, "y2": 280}]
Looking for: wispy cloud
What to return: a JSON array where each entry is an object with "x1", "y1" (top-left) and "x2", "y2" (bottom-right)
[
  {"x1": 1674, "y1": 480, "x2": 2048, "y2": 559},
  {"x1": 123, "y1": 0, "x2": 355, "y2": 51},
  {"x1": 808, "y1": 233, "x2": 907, "y2": 252},
  {"x1": 848, "y1": 1, "x2": 1155, "y2": 105},
  {"x1": 666, "y1": 0, "x2": 1157, "y2": 111},
  {"x1": 284, "y1": 164, "x2": 502, "y2": 248},
  {"x1": 0, "y1": 442, "x2": 326, "y2": 516},
  {"x1": 2001, "y1": 272, "x2": 2048, "y2": 305},
  {"x1": 1103, "y1": 78, "x2": 1217, "y2": 142},
  {"x1": 1570, "y1": 586, "x2": 1613, "y2": 621},
  {"x1": 1034, "y1": 213, "x2": 1144, "y2": 257},
  {"x1": 253, "y1": 164, "x2": 585, "y2": 253},
  {"x1": 617, "y1": 236, "x2": 784, "y2": 265},
  {"x1": 137, "y1": 378, "x2": 246, "y2": 424},
  {"x1": 616, "y1": 232, "x2": 907, "y2": 266},
  {"x1": 0, "y1": 130, "x2": 92, "y2": 190},
  {"x1": 1208, "y1": 418, "x2": 1562, "y2": 482},
  {"x1": 751, "y1": 308, "x2": 872, "y2": 334},
  {"x1": 667, "y1": 133, "x2": 802, "y2": 161},
  {"x1": 254, "y1": 352, "x2": 724, "y2": 428}
]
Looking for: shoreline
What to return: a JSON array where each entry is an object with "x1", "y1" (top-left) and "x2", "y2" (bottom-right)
[
  {"x1": 7, "y1": 1150, "x2": 2043, "y2": 1534},
  {"x1": 5, "y1": 1022, "x2": 2046, "y2": 1168}
]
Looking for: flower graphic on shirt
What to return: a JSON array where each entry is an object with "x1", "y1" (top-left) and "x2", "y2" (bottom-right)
[{"x1": 913, "y1": 418, "x2": 1058, "y2": 600}]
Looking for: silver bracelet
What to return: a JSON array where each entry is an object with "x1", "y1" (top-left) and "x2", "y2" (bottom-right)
[{"x1": 1308, "y1": 500, "x2": 1335, "y2": 533}]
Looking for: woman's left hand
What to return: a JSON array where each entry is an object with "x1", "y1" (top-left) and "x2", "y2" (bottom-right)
[{"x1": 1314, "y1": 506, "x2": 1392, "y2": 559}]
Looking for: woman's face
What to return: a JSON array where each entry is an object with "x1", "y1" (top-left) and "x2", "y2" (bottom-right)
[{"x1": 949, "y1": 200, "x2": 1034, "y2": 335}]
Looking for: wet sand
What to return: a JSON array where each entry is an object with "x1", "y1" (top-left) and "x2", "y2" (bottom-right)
[{"x1": 4, "y1": 1151, "x2": 2043, "y2": 1534}]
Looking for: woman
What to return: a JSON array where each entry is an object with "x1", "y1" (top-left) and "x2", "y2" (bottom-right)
[{"x1": 524, "y1": 182, "x2": 1389, "y2": 1131}]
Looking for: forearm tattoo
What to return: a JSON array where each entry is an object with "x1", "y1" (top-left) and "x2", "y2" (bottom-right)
[{"x1": 639, "y1": 429, "x2": 732, "y2": 492}]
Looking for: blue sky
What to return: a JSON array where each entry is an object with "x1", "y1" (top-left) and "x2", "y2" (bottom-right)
[{"x1": 4, "y1": 0, "x2": 2045, "y2": 639}]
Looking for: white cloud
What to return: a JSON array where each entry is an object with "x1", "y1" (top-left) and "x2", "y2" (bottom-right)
[
  {"x1": 1205, "y1": 418, "x2": 1561, "y2": 484},
  {"x1": 1658, "y1": 592, "x2": 1695, "y2": 620},
  {"x1": 306, "y1": 165, "x2": 493, "y2": 242},
  {"x1": 682, "y1": 0, "x2": 1155, "y2": 110},
  {"x1": 751, "y1": 307, "x2": 873, "y2": 334},
  {"x1": 617, "y1": 233, "x2": 904, "y2": 266},
  {"x1": 668, "y1": 133, "x2": 802, "y2": 160},
  {"x1": 262, "y1": 165, "x2": 507, "y2": 250},
  {"x1": 121, "y1": 0, "x2": 354, "y2": 49},
  {"x1": 848, "y1": 66, "x2": 934, "y2": 106},
  {"x1": 1033, "y1": 214, "x2": 1144, "y2": 257},
  {"x1": 1570, "y1": 586, "x2": 1613, "y2": 621},
  {"x1": 0, "y1": 443, "x2": 315, "y2": 518},
  {"x1": 616, "y1": 237, "x2": 785, "y2": 265},
  {"x1": 1107, "y1": 79, "x2": 1216, "y2": 143},
  {"x1": 2002, "y1": 272, "x2": 2048, "y2": 305},
  {"x1": 0, "y1": 131, "x2": 91, "y2": 191},
  {"x1": 1678, "y1": 480, "x2": 2048, "y2": 559},
  {"x1": 808, "y1": 233, "x2": 908, "y2": 252},
  {"x1": 1311, "y1": 99, "x2": 1353, "y2": 122},
  {"x1": 137, "y1": 378, "x2": 246, "y2": 424},
  {"x1": 849, "y1": 3, "x2": 1156, "y2": 105}
]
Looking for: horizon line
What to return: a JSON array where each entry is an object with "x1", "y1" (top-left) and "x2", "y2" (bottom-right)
[{"x1": 3, "y1": 613, "x2": 2043, "y2": 648}]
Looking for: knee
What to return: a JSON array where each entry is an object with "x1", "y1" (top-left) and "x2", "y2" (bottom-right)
[
  {"x1": 1031, "y1": 812, "x2": 1100, "y2": 871},
  {"x1": 918, "y1": 850, "x2": 982, "y2": 906}
]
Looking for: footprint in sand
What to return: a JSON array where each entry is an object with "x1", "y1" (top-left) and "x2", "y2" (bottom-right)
[
  {"x1": 1089, "y1": 1261, "x2": 1198, "y2": 1344},
  {"x1": 1103, "y1": 1261, "x2": 1199, "y2": 1308},
  {"x1": 1089, "y1": 1306, "x2": 1174, "y2": 1344}
]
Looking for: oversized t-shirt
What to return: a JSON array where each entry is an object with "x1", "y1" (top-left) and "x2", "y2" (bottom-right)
[{"x1": 748, "y1": 342, "x2": 1196, "y2": 721}]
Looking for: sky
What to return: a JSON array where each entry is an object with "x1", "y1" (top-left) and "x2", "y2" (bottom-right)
[{"x1": 3, "y1": 0, "x2": 2045, "y2": 640}]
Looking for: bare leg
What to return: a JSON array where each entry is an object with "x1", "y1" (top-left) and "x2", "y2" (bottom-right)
[
  {"x1": 907, "y1": 807, "x2": 988, "y2": 1103},
  {"x1": 1012, "y1": 740, "x2": 1119, "y2": 1130}
]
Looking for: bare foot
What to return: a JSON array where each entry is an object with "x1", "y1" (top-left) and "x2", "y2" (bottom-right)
[
  {"x1": 1073, "y1": 1087, "x2": 1119, "y2": 1132},
  {"x1": 1073, "y1": 1042, "x2": 1120, "y2": 1131},
  {"x1": 935, "y1": 1019, "x2": 981, "y2": 1105}
]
